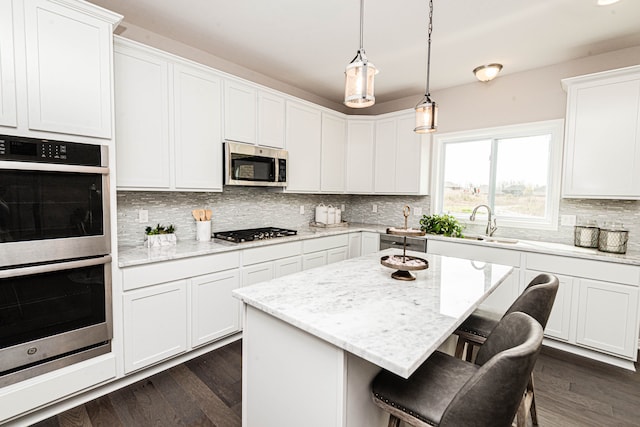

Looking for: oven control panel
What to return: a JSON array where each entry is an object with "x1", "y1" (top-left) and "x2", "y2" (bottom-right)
[{"x1": 0, "y1": 134, "x2": 102, "y2": 166}]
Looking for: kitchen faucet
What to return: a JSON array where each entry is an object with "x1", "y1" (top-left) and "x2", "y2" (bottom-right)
[{"x1": 470, "y1": 204, "x2": 498, "y2": 237}]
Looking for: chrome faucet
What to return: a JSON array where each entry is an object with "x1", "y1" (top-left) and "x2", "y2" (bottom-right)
[{"x1": 470, "y1": 204, "x2": 498, "y2": 237}]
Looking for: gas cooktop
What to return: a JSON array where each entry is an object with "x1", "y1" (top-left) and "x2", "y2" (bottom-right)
[{"x1": 213, "y1": 227, "x2": 297, "y2": 243}]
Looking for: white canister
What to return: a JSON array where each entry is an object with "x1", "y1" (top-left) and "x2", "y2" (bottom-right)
[
  {"x1": 315, "y1": 203, "x2": 328, "y2": 224},
  {"x1": 335, "y1": 208, "x2": 342, "y2": 224},
  {"x1": 327, "y1": 205, "x2": 336, "y2": 225},
  {"x1": 196, "y1": 220, "x2": 212, "y2": 241}
]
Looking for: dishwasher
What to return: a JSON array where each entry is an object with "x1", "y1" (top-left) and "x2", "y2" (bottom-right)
[{"x1": 379, "y1": 233, "x2": 427, "y2": 252}]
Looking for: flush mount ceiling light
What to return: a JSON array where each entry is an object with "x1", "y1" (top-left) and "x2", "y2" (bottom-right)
[
  {"x1": 414, "y1": 0, "x2": 438, "y2": 134},
  {"x1": 473, "y1": 63, "x2": 503, "y2": 82},
  {"x1": 597, "y1": 0, "x2": 620, "y2": 5},
  {"x1": 344, "y1": 0, "x2": 378, "y2": 108}
]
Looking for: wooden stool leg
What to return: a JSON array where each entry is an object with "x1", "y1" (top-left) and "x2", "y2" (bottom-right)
[
  {"x1": 465, "y1": 343, "x2": 475, "y2": 362},
  {"x1": 388, "y1": 414, "x2": 401, "y2": 427},
  {"x1": 454, "y1": 337, "x2": 466, "y2": 359},
  {"x1": 529, "y1": 374, "x2": 538, "y2": 426},
  {"x1": 515, "y1": 398, "x2": 527, "y2": 427}
]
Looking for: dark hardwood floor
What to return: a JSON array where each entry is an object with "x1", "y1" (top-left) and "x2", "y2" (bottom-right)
[{"x1": 32, "y1": 342, "x2": 639, "y2": 427}]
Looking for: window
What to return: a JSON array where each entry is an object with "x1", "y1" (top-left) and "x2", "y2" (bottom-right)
[{"x1": 433, "y1": 120, "x2": 564, "y2": 230}]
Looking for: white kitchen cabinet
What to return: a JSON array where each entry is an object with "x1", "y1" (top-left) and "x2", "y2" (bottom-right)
[
  {"x1": 327, "y1": 246, "x2": 348, "y2": 264},
  {"x1": 23, "y1": 0, "x2": 118, "y2": 138},
  {"x1": 562, "y1": 65, "x2": 640, "y2": 199},
  {"x1": 0, "y1": 0, "x2": 17, "y2": 128},
  {"x1": 303, "y1": 251, "x2": 328, "y2": 270},
  {"x1": 242, "y1": 262, "x2": 274, "y2": 286},
  {"x1": 361, "y1": 232, "x2": 380, "y2": 255},
  {"x1": 525, "y1": 270, "x2": 573, "y2": 341},
  {"x1": 575, "y1": 279, "x2": 639, "y2": 358},
  {"x1": 191, "y1": 269, "x2": 241, "y2": 348},
  {"x1": 285, "y1": 100, "x2": 322, "y2": 192},
  {"x1": 258, "y1": 90, "x2": 285, "y2": 148},
  {"x1": 123, "y1": 280, "x2": 188, "y2": 374},
  {"x1": 321, "y1": 112, "x2": 346, "y2": 193},
  {"x1": 374, "y1": 112, "x2": 429, "y2": 195},
  {"x1": 224, "y1": 79, "x2": 257, "y2": 144},
  {"x1": 274, "y1": 256, "x2": 302, "y2": 278},
  {"x1": 345, "y1": 119, "x2": 375, "y2": 193},
  {"x1": 348, "y1": 232, "x2": 362, "y2": 258},
  {"x1": 114, "y1": 38, "x2": 223, "y2": 191}
]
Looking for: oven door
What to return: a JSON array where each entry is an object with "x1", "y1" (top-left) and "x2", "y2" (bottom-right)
[
  {"x1": 0, "y1": 161, "x2": 110, "y2": 267},
  {"x1": 0, "y1": 256, "x2": 112, "y2": 379}
]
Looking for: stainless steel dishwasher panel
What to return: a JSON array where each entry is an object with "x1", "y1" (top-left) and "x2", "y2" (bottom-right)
[{"x1": 379, "y1": 234, "x2": 427, "y2": 252}]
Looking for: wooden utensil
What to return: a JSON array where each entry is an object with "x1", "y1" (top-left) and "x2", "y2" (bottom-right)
[
  {"x1": 205, "y1": 209, "x2": 212, "y2": 221},
  {"x1": 192, "y1": 209, "x2": 200, "y2": 221}
]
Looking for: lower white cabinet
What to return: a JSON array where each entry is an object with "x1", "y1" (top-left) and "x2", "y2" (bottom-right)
[
  {"x1": 348, "y1": 232, "x2": 362, "y2": 258},
  {"x1": 243, "y1": 262, "x2": 274, "y2": 286},
  {"x1": 123, "y1": 280, "x2": 188, "y2": 374},
  {"x1": 274, "y1": 256, "x2": 302, "y2": 278},
  {"x1": 361, "y1": 232, "x2": 380, "y2": 255},
  {"x1": 327, "y1": 247, "x2": 348, "y2": 264},
  {"x1": 575, "y1": 279, "x2": 639, "y2": 358},
  {"x1": 525, "y1": 270, "x2": 573, "y2": 341},
  {"x1": 191, "y1": 270, "x2": 241, "y2": 348},
  {"x1": 303, "y1": 251, "x2": 328, "y2": 270}
]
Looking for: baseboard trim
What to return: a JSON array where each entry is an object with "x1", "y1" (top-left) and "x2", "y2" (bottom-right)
[{"x1": 543, "y1": 338, "x2": 636, "y2": 371}]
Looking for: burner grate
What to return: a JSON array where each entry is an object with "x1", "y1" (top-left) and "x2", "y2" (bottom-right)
[{"x1": 213, "y1": 227, "x2": 297, "y2": 243}]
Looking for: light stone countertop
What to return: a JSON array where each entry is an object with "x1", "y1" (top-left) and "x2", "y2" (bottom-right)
[
  {"x1": 117, "y1": 222, "x2": 640, "y2": 268},
  {"x1": 233, "y1": 249, "x2": 514, "y2": 378}
]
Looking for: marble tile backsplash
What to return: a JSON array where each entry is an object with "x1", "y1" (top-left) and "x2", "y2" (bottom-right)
[{"x1": 117, "y1": 189, "x2": 640, "y2": 254}]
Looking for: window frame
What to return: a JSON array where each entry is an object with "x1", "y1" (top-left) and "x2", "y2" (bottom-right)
[{"x1": 431, "y1": 119, "x2": 564, "y2": 231}]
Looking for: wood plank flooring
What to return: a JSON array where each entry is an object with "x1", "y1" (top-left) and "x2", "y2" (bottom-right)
[{"x1": 32, "y1": 342, "x2": 639, "y2": 427}]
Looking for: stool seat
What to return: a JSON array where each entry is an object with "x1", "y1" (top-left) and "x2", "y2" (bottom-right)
[
  {"x1": 372, "y1": 351, "x2": 478, "y2": 426},
  {"x1": 457, "y1": 308, "x2": 501, "y2": 339}
]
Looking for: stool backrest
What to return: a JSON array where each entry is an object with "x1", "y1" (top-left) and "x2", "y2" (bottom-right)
[
  {"x1": 506, "y1": 273, "x2": 559, "y2": 329},
  {"x1": 440, "y1": 312, "x2": 543, "y2": 427}
]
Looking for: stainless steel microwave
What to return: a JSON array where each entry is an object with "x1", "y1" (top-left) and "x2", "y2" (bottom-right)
[{"x1": 224, "y1": 141, "x2": 287, "y2": 187}]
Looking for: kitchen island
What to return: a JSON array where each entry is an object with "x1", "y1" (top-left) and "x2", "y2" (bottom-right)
[{"x1": 233, "y1": 249, "x2": 513, "y2": 427}]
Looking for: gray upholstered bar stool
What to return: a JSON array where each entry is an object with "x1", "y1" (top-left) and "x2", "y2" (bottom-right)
[
  {"x1": 372, "y1": 312, "x2": 544, "y2": 427},
  {"x1": 454, "y1": 272, "x2": 559, "y2": 426}
]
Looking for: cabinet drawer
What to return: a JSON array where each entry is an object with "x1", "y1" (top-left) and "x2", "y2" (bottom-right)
[
  {"x1": 526, "y1": 253, "x2": 639, "y2": 286},
  {"x1": 123, "y1": 251, "x2": 240, "y2": 290},
  {"x1": 303, "y1": 234, "x2": 348, "y2": 253},
  {"x1": 427, "y1": 240, "x2": 520, "y2": 267},
  {"x1": 243, "y1": 241, "x2": 302, "y2": 265}
]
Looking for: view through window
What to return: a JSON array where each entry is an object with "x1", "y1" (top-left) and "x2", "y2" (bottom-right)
[{"x1": 435, "y1": 120, "x2": 563, "y2": 229}]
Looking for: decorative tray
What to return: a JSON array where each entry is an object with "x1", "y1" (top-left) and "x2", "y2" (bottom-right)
[
  {"x1": 380, "y1": 254, "x2": 429, "y2": 281},
  {"x1": 309, "y1": 221, "x2": 349, "y2": 228},
  {"x1": 386, "y1": 226, "x2": 426, "y2": 237}
]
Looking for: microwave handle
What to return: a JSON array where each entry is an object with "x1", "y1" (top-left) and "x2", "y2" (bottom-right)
[
  {"x1": 0, "y1": 255, "x2": 112, "y2": 279},
  {"x1": 0, "y1": 160, "x2": 109, "y2": 175}
]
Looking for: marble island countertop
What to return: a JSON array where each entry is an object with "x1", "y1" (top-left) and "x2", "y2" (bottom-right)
[
  {"x1": 117, "y1": 222, "x2": 640, "y2": 267},
  {"x1": 233, "y1": 249, "x2": 514, "y2": 378}
]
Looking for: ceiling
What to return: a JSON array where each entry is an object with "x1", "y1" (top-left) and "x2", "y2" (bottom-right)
[{"x1": 89, "y1": 0, "x2": 640, "y2": 106}]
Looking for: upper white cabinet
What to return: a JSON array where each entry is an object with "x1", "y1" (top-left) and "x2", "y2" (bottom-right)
[
  {"x1": 114, "y1": 38, "x2": 223, "y2": 191},
  {"x1": 345, "y1": 119, "x2": 375, "y2": 193},
  {"x1": 258, "y1": 90, "x2": 285, "y2": 148},
  {"x1": 0, "y1": 1, "x2": 17, "y2": 128},
  {"x1": 374, "y1": 112, "x2": 429, "y2": 195},
  {"x1": 285, "y1": 100, "x2": 322, "y2": 192},
  {"x1": 1, "y1": 0, "x2": 121, "y2": 139},
  {"x1": 224, "y1": 79, "x2": 257, "y2": 144},
  {"x1": 562, "y1": 65, "x2": 640, "y2": 199},
  {"x1": 321, "y1": 112, "x2": 346, "y2": 193}
]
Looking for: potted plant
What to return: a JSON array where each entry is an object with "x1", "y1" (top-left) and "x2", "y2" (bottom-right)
[
  {"x1": 419, "y1": 214, "x2": 464, "y2": 238},
  {"x1": 144, "y1": 224, "x2": 177, "y2": 247}
]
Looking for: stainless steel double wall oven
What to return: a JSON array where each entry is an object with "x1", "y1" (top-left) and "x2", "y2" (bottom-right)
[{"x1": 0, "y1": 134, "x2": 112, "y2": 387}]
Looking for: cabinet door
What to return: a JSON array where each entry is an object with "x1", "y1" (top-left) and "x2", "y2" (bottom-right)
[
  {"x1": 0, "y1": 0, "x2": 16, "y2": 128},
  {"x1": 24, "y1": 0, "x2": 113, "y2": 138},
  {"x1": 563, "y1": 72, "x2": 640, "y2": 198},
  {"x1": 274, "y1": 256, "x2": 302, "y2": 278},
  {"x1": 243, "y1": 262, "x2": 274, "y2": 286},
  {"x1": 321, "y1": 113, "x2": 346, "y2": 193},
  {"x1": 123, "y1": 281, "x2": 188, "y2": 373},
  {"x1": 303, "y1": 251, "x2": 327, "y2": 271},
  {"x1": 361, "y1": 232, "x2": 380, "y2": 255},
  {"x1": 224, "y1": 80, "x2": 257, "y2": 143},
  {"x1": 327, "y1": 247, "x2": 348, "y2": 264},
  {"x1": 346, "y1": 120, "x2": 375, "y2": 193},
  {"x1": 173, "y1": 63, "x2": 223, "y2": 190},
  {"x1": 114, "y1": 43, "x2": 170, "y2": 188},
  {"x1": 374, "y1": 118, "x2": 396, "y2": 193},
  {"x1": 348, "y1": 232, "x2": 362, "y2": 258},
  {"x1": 191, "y1": 270, "x2": 241, "y2": 347},
  {"x1": 258, "y1": 91, "x2": 285, "y2": 148},
  {"x1": 525, "y1": 271, "x2": 573, "y2": 341},
  {"x1": 286, "y1": 101, "x2": 322, "y2": 192},
  {"x1": 395, "y1": 114, "x2": 428, "y2": 194},
  {"x1": 576, "y1": 279, "x2": 639, "y2": 358}
]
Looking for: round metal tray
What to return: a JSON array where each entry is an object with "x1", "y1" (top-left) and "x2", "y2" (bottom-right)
[
  {"x1": 386, "y1": 227, "x2": 426, "y2": 237},
  {"x1": 381, "y1": 255, "x2": 429, "y2": 281}
]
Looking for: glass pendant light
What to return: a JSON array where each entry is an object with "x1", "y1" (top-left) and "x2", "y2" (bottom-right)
[
  {"x1": 344, "y1": 0, "x2": 378, "y2": 108},
  {"x1": 415, "y1": 0, "x2": 438, "y2": 133}
]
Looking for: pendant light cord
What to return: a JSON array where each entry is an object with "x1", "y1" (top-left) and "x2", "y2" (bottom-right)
[{"x1": 425, "y1": 0, "x2": 433, "y2": 97}]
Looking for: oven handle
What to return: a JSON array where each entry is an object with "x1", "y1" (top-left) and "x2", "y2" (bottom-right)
[
  {"x1": 0, "y1": 161, "x2": 109, "y2": 175},
  {"x1": 0, "y1": 255, "x2": 112, "y2": 279}
]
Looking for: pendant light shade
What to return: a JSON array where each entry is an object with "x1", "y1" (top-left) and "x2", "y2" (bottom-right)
[
  {"x1": 344, "y1": 0, "x2": 377, "y2": 108},
  {"x1": 414, "y1": 0, "x2": 437, "y2": 133}
]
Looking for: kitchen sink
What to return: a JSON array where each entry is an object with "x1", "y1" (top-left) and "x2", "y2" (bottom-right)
[{"x1": 463, "y1": 235, "x2": 519, "y2": 244}]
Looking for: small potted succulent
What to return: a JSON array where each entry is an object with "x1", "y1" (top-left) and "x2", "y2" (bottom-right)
[
  {"x1": 144, "y1": 223, "x2": 177, "y2": 247},
  {"x1": 419, "y1": 214, "x2": 464, "y2": 238}
]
